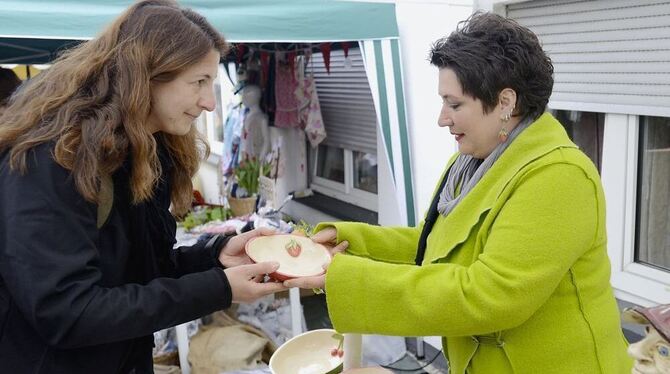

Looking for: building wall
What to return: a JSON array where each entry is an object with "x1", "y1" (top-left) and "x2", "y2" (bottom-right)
[{"x1": 395, "y1": 0, "x2": 472, "y2": 219}]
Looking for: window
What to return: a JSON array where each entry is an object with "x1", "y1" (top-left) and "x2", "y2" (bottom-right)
[
  {"x1": 635, "y1": 116, "x2": 670, "y2": 271},
  {"x1": 604, "y1": 114, "x2": 670, "y2": 306},
  {"x1": 311, "y1": 144, "x2": 378, "y2": 211},
  {"x1": 307, "y1": 46, "x2": 379, "y2": 211},
  {"x1": 353, "y1": 151, "x2": 378, "y2": 194},
  {"x1": 550, "y1": 110, "x2": 605, "y2": 172},
  {"x1": 316, "y1": 145, "x2": 345, "y2": 183},
  {"x1": 197, "y1": 63, "x2": 236, "y2": 157}
]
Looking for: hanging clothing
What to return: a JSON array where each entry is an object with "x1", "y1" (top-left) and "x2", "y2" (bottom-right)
[
  {"x1": 260, "y1": 54, "x2": 276, "y2": 123},
  {"x1": 274, "y1": 53, "x2": 301, "y2": 128},
  {"x1": 221, "y1": 104, "x2": 246, "y2": 176},
  {"x1": 300, "y1": 74, "x2": 327, "y2": 148}
]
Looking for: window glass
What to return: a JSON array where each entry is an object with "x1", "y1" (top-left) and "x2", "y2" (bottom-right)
[
  {"x1": 197, "y1": 66, "x2": 236, "y2": 155},
  {"x1": 353, "y1": 151, "x2": 378, "y2": 194},
  {"x1": 636, "y1": 116, "x2": 670, "y2": 270},
  {"x1": 213, "y1": 79, "x2": 224, "y2": 143},
  {"x1": 316, "y1": 145, "x2": 345, "y2": 183},
  {"x1": 550, "y1": 110, "x2": 605, "y2": 171}
]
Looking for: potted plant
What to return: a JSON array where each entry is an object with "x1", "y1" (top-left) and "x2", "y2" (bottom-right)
[{"x1": 229, "y1": 158, "x2": 270, "y2": 216}]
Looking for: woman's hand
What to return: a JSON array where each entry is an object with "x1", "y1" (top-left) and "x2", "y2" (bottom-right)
[
  {"x1": 311, "y1": 227, "x2": 347, "y2": 258},
  {"x1": 224, "y1": 262, "x2": 287, "y2": 303},
  {"x1": 311, "y1": 226, "x2": 337, "y2": 246},
  {"x1": 218, "y1": 227, "x2": 277, "y2": 268}
]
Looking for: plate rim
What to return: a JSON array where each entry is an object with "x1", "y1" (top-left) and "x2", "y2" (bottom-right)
[{"x1": 244, "y1": 233, "x2": 332, "y2": 279}]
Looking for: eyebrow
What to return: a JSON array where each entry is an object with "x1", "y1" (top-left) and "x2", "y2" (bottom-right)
[
  {"x1": 194, "y1": 73, "x2": 215, "y2": 80},
  {"x1": 441, "y1": 94, "x2": 460, "y2": 100}
]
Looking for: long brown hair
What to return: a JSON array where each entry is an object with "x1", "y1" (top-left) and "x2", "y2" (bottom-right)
[{"x1": 0, "y1": 0, "x2": 228, "y2": 216}]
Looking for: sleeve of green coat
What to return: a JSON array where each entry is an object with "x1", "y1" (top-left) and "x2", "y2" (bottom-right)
[
  {"x1": 325, "y1": 163, "x2": 599, "y2": 337},
  {"x1": 314, "y1": 222, "x2": 421, "y2": 265}
]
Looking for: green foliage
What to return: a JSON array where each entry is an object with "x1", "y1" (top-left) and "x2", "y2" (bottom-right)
[
  {"x1": 290, "y1": 220, "x2": 315, "y2": 237},
  {"x1": 233, "y1": 158, "x2": 271, "y2": 197},
  {"x1": 180, "y1": 206, "x2": 231, "y2": 231}
]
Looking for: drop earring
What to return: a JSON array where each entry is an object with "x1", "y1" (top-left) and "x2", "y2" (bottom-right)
[
  {"x1": 499, "y1": 104, "x2": 514, "y2": 143},
  {"x1": 499, "y1": 112, "x2": 511, "y2": 142},
  {"x1": 498, "y1": 126, "x2": 509, "y2": 142}
]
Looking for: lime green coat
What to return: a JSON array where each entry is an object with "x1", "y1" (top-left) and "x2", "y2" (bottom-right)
[{"x1": 319, "y1": 113, "x2": 632, "y2": 373}]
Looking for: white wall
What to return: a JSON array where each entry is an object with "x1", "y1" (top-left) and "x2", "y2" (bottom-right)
[
  {"x1": 195, "y1": 158, "x2": 221, "y2": 205},
  {"x1": 377, "y1": 123, "x2": 403, "y2": 226},
  {"x1": 394, "y1": 0, "x2": 472, "y2": 217}
]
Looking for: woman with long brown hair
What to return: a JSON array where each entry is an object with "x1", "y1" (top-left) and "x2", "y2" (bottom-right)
[{"x1": 0, "y1": 1, "x2": 285, "y2": 372}]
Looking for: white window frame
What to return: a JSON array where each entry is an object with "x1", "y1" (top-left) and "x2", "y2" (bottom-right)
[
  {"x1": 603, "y1": 113, "x2": 670, "y2": 307},
  {"x1": 310, "y1": 146, "x2": 378, "y2": 212},
  {"x1": 199, "y1": 63, "x2": 235, "y2": 160}
]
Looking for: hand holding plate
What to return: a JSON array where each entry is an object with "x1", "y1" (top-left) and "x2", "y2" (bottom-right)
[
  {"x1": 224, "y1": 261, "x2": 287, "y2": 303},
  {"x1": 218, "y1": 227, "x2": 278, "y2": 268}
]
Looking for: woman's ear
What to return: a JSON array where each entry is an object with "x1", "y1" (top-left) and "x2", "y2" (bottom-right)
[{"x1": 498, "y1": 88, "x2": 518, "y2": 115}]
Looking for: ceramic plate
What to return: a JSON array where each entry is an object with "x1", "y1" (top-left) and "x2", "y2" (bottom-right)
[
  {"x1": 269, "y1": 329, "x2": 343, "y2": 374},
  {"x1": 245, "y1": 234, "x2": 331, "y2": 281}
]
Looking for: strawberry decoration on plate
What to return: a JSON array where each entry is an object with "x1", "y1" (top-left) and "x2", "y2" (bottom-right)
[{"x1": 285, "y1": 239, "x2": 302, "y2": 257}]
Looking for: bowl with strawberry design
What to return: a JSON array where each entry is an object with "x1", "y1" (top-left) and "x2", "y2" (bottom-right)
[
  {"x1": 245, "y1": 234, "x2": 331, "y2": 281},
  {"x1": 269, "y1": 329, "x2": 344, "y2": 374}
]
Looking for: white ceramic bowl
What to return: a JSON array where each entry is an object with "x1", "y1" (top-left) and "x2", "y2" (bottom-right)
[
  {"x1": 245, "y1": 234, "x2": 331, "y2": 281},
  {"x1": 269, "y1": 329, "x2": 344, "y2": 374}
]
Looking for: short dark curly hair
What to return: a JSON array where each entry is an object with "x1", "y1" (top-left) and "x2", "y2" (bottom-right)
[{"x1": 429, "y1": 11, "x2": 553, "y2": 120}]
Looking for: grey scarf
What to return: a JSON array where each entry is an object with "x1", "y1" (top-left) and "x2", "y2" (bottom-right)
[{"x1": 437, "y1": 115, "x2": 534, "y2": 216}]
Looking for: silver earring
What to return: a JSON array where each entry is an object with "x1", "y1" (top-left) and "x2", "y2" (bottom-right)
[{"x1": 501, "y1": 103, "x2": 515, "y2": 122}]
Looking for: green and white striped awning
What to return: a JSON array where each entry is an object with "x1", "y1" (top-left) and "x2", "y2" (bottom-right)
[{"x1": 360, "y1": 39, "x2": 415, "y2": 226}]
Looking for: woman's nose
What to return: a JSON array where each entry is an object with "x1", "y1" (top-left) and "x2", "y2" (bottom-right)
[
  {"x1": 199, "y1": 87, "x2": 216, "y2": 112},
  {"x1": 438, "y1": 114, "x2": 452, "y2": 127},
  {"x1": 438, "y1": 106, "x2": 452, "y2": 127}
]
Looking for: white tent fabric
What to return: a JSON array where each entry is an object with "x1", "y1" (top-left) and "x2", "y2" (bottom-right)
[{"x1": 360, "y1": 39, "x2": 416, "y2": 226}]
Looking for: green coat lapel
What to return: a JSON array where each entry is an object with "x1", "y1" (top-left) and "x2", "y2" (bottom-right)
[{"x1": 422, "y1": 113, "x2": 578, "y2": 264}]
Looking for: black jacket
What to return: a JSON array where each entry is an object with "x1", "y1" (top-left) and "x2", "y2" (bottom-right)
[{"x1": 0, "y1": 141, "x2": 232, "y2": 373}]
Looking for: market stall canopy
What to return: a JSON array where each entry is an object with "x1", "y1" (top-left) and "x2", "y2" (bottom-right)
[
  {"x1": 0, "y1": 0, "x2": 415, "y2": 226},
  {"x1": 0, "y1": 0, "x2": 399, "y2": 64}
]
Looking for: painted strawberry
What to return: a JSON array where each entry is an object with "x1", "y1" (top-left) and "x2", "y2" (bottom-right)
[
  {"x1": 285, "y1": 239, "x2": 302, "y2": 257},
  {"x1": 330, "y1": 333, "x2": 344, "y2": 358}
]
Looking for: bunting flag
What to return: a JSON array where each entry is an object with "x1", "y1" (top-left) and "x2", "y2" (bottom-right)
[
  {"x1": 319, "y1": 42, "x2": 331, "y2": 74},
  {"x1": 341, "y1": 41, "x2": 350, "y2": 58},
  {"x1": 236, "y1": 43, "x2": 246, "y2": 64},
  {"x1": 359, "y1": 39, "x2": 416, "y2": 226}
]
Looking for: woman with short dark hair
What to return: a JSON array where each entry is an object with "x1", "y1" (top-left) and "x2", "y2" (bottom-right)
[{"x1": 287, "y1": 12, "x2": 632, "y2": 373}]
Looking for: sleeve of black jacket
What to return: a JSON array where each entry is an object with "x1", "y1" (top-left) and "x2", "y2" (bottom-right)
[
  {"x1": 0, "y1": 147, "x2": 233, "y2": 349},
  {"x1": 170, "y1": 233, "x2": 232, "y2": 275}
]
